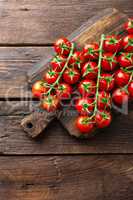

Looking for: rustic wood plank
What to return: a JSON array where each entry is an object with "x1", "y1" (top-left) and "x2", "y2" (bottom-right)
[
  {"x1": 0, "y1": 101, "x2": 133, "y2": 154},
  {"x1": 0, "y1": 46, "x2": 52, "y2": 98},
  {"x1": 0, "y1": 156, "x2": 133, "y2": 200},
  {"x1": 0, "y1": 0, "x2": 132, "y2": 44}
]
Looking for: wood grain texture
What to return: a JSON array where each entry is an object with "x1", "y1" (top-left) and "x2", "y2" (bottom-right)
[
  {"x1": 0, "y1": 101, "x2": 133, "y2": 154},
  {"x1": 0, "y1": 0, "x2": 132, "y2": 44},
  {"x1": 0, "y1": 46, "x2": 52, "y2": 98},
  {"x1": 0, "y1": 156, "x2": 133, "y2": 200}
]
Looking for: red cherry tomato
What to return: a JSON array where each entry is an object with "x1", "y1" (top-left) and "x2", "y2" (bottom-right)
[
  {"x1": 56, "y1": 83, "x2": 72, "y2": 99},
  {"x1": 78, "y1": 80, "x2": 96, "y2": 97},
  {"x1": 63, "y1": 68, "x2": 80, "y2": 84},
  {"x1": 99, "y1": 73, "x2": 115, "y2": 92},
  {"x1": 115, "y1": 69, "x2": 130, "y2": 87},
  {"x1": 103, "y1": 35, "x2": 121, "y2": 53},
  {"x1": 101, "y1": 53, "x2": 118, "y2": 71},
  {"x1": 81, "y1": 61, "x2": 98, "y2": 80},
  {"x1": 82, "y1": 43, "x2": 99, "y2": 60},
  {"x1": 112, "y1": 88, "x2": 129, "y2": 105},
  {"x1": 76, "y1": 116, "x2": 95, "y2": 134},
  {"x1": 122, "y1": 35, "x2": 133, "y2": 52},
  {"x1": 41, "y1": 95, "x2": 60, "y2": 112},
  {"x1": 54, "y1": 38, "x2": 72, "y2": 57},
  {"x1": 69, "y1": 51, "x2": 85, "y2": 68},
  {"x1": 118, "y1": 53, "x2": 133, "y2": 68},
  {"x1": 32, "y1": 80, "x2": 48, "y2": 99},
  {"x1": 75, "y1": 97, "x2": 94, "y2": 115},
  {"x1": 44, "y1": 70, "x2": 59, "y2": 84},
  {"x1": 124, "y1": 18, "x2": 133, "y2": 34},
  {"x1": 128, "y1": 81, "x2": 133, "y2": 98},
  {"x1": 95, "y1": 110, "x2": 112, "y2": 128},
  {"x1": 50, "y1": 55, "x2": 66, "y2": 72},
  {"x1": 97, "y1": 91, "x2": 112, "y2": 110}
]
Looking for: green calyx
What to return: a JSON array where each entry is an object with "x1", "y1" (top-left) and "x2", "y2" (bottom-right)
[
  {"x1": 88, "y1": 47, "x2": 94, "y2": 55},
  {"x1": 109, "y1": 38, "x2": 118, "y2": 44},
  {"x1": 48, "y1": 70, "x2": 56, "y2": 76},
  {"x1": 83, "y1": 65, "x2": 93, "y2": 77},
  {"x1": 128, "y1": 39, "x2": 133, "y2": 46},
  {"x1": 83, "y1": 83, "x2": 91, "y2": 91}
]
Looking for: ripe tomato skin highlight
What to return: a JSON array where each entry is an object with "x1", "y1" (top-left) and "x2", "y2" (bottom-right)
[
  {"x1": 103, "y1": 35, "x2": 121, "y2": 53},
  {"x1": 112, "y1": 88, "x2": 129, "y2": 105},
  {"x1": 63, "y1": 68, "x2": 80, "y2": 84},
  {"x1": 32, "y1": 80, "x2": 48, "y2": 99},
  {"x1": 54, "y1": 38, "x2": 72, "y2": 57},
  {"x1": 118, "y1": 53, "x2": 133, "y2": 68},
  {"x1": 69, "y1": 51, "x2": 85, "y2": 68},
  {"x1": 75, "y1": 98, "x2": 94, "y2": 115},
  {"x1": 56, "y1": 83, "x2": 72, "y2": 99},
  {"x1": 99, "y1": 73, "x2": 115, "y2": 92},
  {"x1": 115, "y1": 69, "x2": 130, "y2": 87},
  {"x1": 82, "y1": 43, "x2": 99, "y2": 60},
  {"x1": 101, "y1": 53, "x2": 118, "y2": 71},
  {"x1": 78, "y1": 79, "x2": 96, "y2": 97},
  {"x1": 44, "y1": 70, "x2": 59, "y2": 84},
  {"x1": 95, "y1": 111, "x2": 112, "y2": 129},
  {"x1": 76, "y1": 116, "x2": 95, "y2": 134},
  {"x1": 124, "y1": 18, "x2": 133, "y2": 34},
  {"x1": 97, "y1": 91, "x2": 112, "y2": 110},
  {"x1": 41, "y1": 95, "x2": 60, "y2": 112},
  {"x1": 128, "y1": 81, "x2": 133, "y2": 98},
  {"x1": 50, "y1": 55, "x2": 66, "y2": 72},
  {"x1": 81, "y1": 61, "x2": 98, "y2": 80},
  {"x1": 122, "y1": 35, "x2": 133, "y2": 52}
]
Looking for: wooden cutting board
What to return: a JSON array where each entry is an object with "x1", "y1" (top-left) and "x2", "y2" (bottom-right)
[{"x1": 21, "y1": 8, "x2": 128, "y2": 138}]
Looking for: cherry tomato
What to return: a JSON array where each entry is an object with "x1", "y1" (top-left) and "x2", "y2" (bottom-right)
[
  {"x1": 44, "y1": 70, "x2": 59, "y2": 84},
  {"x1": 76, "y1": 116, "x2": 95, "y2": 134},
  {"x1": 81, "y1": 61, "x2": 98, "y2": 80},
  {"x1": 112, "y1": 88, "x2": 129, "y2": 105},
  {"x1": 56, "y1": 83, "x2": 72, "y2": 99},
  {"x1": 69, "y1": 51, "x2": 85, "y2": 68},
  {"x1": 128, "y1": 81, "x2": 133, "y2": 98},
  {"x1": 101, "y1": 53, "x2": 118, "y2": 71},
  {"x1": 63, "y1": 68, "x2": 80, "y2": 84},
  {"x1": 32, "y1": 80, "x2": 48, "y2": 99},
  {"x1": 82, "y1": 43, "x2": 99, "y2": 60},
  {"x1": 124, "y1": 18, "x2": 133, "y2": 34},
  {"x1": 95, "y1": 110, "x2": 112, "y2": 128},
  {"x1": 50, "y1": 55, "x2": 66, "y2": 72},
  {"x1": 103, "y1": 35, "x2": 121, "y2": 53},
  {"x1": 115, "y1": 69, "x2": 130, "y2": 87},
  {"x1": 78, "y1": 80, "x2": 96, "y2": 97},
  {"x1": 75, "y1": 97, "x2": 94, "y2": 115},
  {"x1": 54, "y1": 38, "x2": 72, "y2": 57},
  {"x1": 97, "y1": 91, "x2": 112, "y2": 110},
  {"x1": 41, "y1": 95, "x2": 60, "y2": 112},
  {"x1": 122, "y1": 34, "x2": 133, "y2": 52},
  {"x1": 118, "y1": 53, "x2": 133, "y2": 68},
  {"x1": 99, "y1": 73, "x2": 115, "y2": 92}
]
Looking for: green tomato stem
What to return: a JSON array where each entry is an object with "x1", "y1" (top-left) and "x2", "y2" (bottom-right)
[
  {"x1": 93, "y1": 34, "x2": 105, "y2": 115},
  {"x1": 46, "y1": 43, "x2": 75, "y2": 96}
]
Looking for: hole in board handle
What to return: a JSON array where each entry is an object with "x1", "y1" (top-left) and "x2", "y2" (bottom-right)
[{"x1": 26, "y1": 122, "x2": 33, "y2": 129}]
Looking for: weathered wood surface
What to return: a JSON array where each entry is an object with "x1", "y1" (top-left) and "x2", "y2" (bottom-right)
[
  {"x1": 0, "y1": 101, "x2": 133, "y2": 154},
  {"x1": 0, "y1": 156, "x2": 133, "y2": 200},
  {"x1": 0, "y1": 0, "x2": 133, "y2": 44},
  {"x1": 0, "y1": 47, "x2": 51, "y2": 98}
]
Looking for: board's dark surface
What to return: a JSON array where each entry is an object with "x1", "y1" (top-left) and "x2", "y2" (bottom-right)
[{"x1": 0, "y1": 0, "x2": 133, "y2": 199}]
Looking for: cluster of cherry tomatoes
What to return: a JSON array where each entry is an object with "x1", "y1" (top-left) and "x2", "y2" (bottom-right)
[{"x1": 32, "y1": 18, "x2": 133, "y2": 137}]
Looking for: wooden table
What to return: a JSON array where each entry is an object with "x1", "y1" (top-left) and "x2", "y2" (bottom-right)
[{"x1": 0, "y1": 1, "x2": 133, "y2": 199}]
